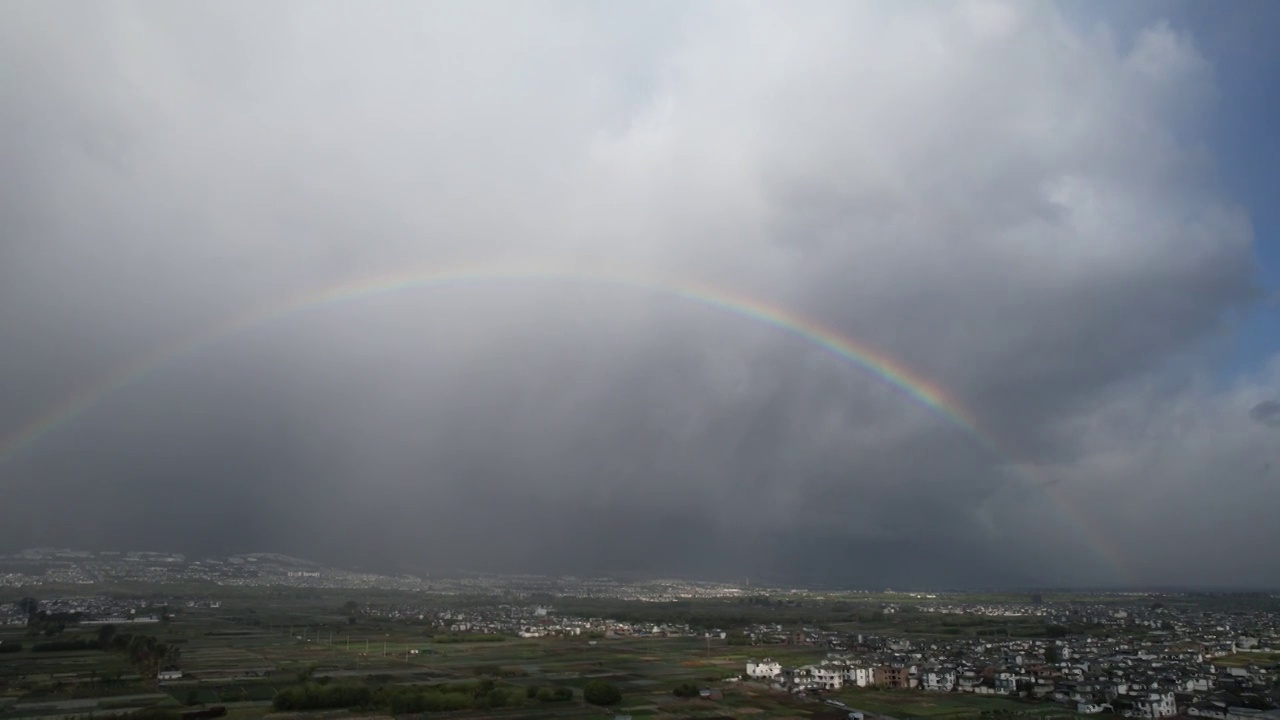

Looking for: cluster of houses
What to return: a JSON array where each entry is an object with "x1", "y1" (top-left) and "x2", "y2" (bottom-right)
[
  {"x1": 0, "y1": 596, "x2": 167, "y2": 625},
  {"x1": 747, "y1": 655, "x2": 1186, "y2": 717},
  {"x1": 745, "y1": 627, "x2": 1279, "y2": 720},
  {"x1": 360, "y1": 602, "x2": 728, "y2": 640},
  {"x1": 731, "y1": 596, "x2": 1280, "y2": 719}
]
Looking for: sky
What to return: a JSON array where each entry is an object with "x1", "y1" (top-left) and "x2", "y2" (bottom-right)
[{"x1": 1, "y1": 0, "x2": 1278, "y2": 589}]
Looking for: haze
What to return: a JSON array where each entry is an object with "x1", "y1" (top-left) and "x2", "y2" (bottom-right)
[{"x1": 2, "y1": 0, "x2": 1278, "y2": 589}]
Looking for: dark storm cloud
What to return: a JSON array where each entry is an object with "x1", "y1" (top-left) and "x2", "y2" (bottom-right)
[
  {"x1": 0, "y1": 0, "x2": 1275, "y2": 587},
  {"x1": 1251, "y1": 400, "x2": 1280, "y2": 428}
]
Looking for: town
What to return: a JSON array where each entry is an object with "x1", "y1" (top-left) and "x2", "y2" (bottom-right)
[
  {"x1": 2, "y1": 550, "x2": 1279, "y2": 720},
  {"x1": 746, "y1": 611, "x2": 1279, "y2": 719}
]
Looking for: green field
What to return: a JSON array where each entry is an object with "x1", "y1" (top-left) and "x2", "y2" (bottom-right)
[
  {"x1": 836, "y1": 689, "x2": 1081, "y2": 719},
  {"x1": 2, "y1": 615, "x2": 793, "y2": 719},
  {"x1": 0, "y1": 591, "x2": 1093, "y2": 720},
  {"x1": 1212, "y1": 652, "x2": 1280, "y2": 668}
]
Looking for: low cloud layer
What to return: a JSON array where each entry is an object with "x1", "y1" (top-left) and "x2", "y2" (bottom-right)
[
  {"x1": 0, "y1": 0, "x2": 1274, "y2": 588},
  {"x1": 1250, "y1": 400, "x2": 1280, "y2": 428}
]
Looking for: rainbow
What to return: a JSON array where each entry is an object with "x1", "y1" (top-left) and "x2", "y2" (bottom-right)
[{"x1": 0, "y1": 263, "x2": 1127, "y2": 579}]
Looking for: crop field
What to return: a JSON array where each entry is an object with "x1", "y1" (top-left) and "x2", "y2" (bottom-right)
[
  {"x1": 0, "y1": 593, "x2": 1089, "y2": 720},
  {"x1": 3, "y1": 619, "x2": 778, "y2": 719},
  {"x1": 835, "y1": 689, "x2": 1079, "y2": 719},
  {"x1": 1212, "y1": 652, "x2": 1280, "y2": 668}
]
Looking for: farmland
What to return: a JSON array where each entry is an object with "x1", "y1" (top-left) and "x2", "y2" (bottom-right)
[
  {"x1": 833, "y1": 689, "x2": 1079, "y2": 719},
  {"x1": 1212, "y1": 652, "x2": 1280, "y2": 669},
  {"x1": 0, "y1": 590, "x2": 1081, "y2": 720}
]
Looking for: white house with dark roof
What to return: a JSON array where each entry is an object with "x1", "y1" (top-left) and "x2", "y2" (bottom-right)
[{"x1": 747, "y1": 659, "x2": 782, "y2": 680}]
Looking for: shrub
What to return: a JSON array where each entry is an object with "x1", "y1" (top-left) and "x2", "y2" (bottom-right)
[
  {"x1": 583, "y1": 680, "x2": 621, "y2": 706},
  {"x1": 32, "y1": 639, "x2": 100, "y2": 653},
  {"x1": 537, "y1": 686, "x2": 574, "y2": 702},
  {"x1": 673, "y1": 682, "x2": 701, "y2": 698},
  {"x1": 271, "y1": 683, "x2": 373, "y2": 711}
]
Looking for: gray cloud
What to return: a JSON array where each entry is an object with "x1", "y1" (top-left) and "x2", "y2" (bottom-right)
[
  {"x1": 1251, "y1": 400, "x2": 1280, "y2": 428},
  {"x1": 0, "y1": 0, "x2": 1273, "y2": 587}
]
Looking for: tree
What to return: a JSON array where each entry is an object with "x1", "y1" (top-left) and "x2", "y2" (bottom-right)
[
  {"x1": 484, "y1": 688, "x2": 509, "y2": 708},
  {"x1": 583, "y1": 680, "x2": 622, "y2": 706},
  {"x1": 472, "y1": 679, "x2": 495, "y2": 697},
  {"x1": 18, "y1": 597, "x2": 39, "y2": 619},
  {"x1": 536, "y1": 687, "x2": 573, "y2": 702},
  {"x1": 1044, "y1": 625, "x2": 1069, "y2": 639},
  {"x1": 97, "y1": 624, "x2": 117, "y2": 650},
  {"x1": 343, "y1": 600, "x2": 358, "y2": 615},
  {"x1": 673, "y1": 682, "x2": 701, "y2": 698},
  {"x1": 163, "y1": 644, "x2": 181, "y2": 670},
  {"x1": 1044, "y1": 646, "x2": 1061, "y2": 663}
]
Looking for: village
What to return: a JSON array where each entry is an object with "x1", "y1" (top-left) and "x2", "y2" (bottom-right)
[
  {"x1": 3, "y1": 554, "x2": 1279, "y2": 720},
  {"x1": 741, "y1": 602, "x2": 1279, "y2": 720},
  {"x1": 308, "y1": 595, "x2": 1280, "y2": 720}
]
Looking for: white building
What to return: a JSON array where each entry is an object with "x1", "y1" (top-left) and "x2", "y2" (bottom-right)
[
  {"x1": 847, "y1": 666, "x2": 877, "y2": 688},
  {"x1": 1127, "y1": 692, "x2": 1177, "y2": 718},
  {"x1": 747, "y1": 659, "x2": 782, "y2": 680},
  {"x1": 799, "y1": 664, "x2": 844, "y2": 690},
  {"x1": 1181, "y1": 677, "x2": 1213, "y2": 693},
  {"x1": 921, "y1": 670, "x2": 957, "y2": 692}
]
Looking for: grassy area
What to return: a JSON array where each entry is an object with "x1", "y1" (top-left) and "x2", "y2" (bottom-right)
[
  {"x1": 3, "y1": 621, "x2": 779, "y2": 718},
  {"x1": 0, "y1": 592, "x2": 1094, "y2": 720},
  {"x1": 1213, "y1": 652, "x2": 1280, "y2": 668},
  {"x1": 836, "y1": 689, "x2": 1081, "y2": 719}
]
